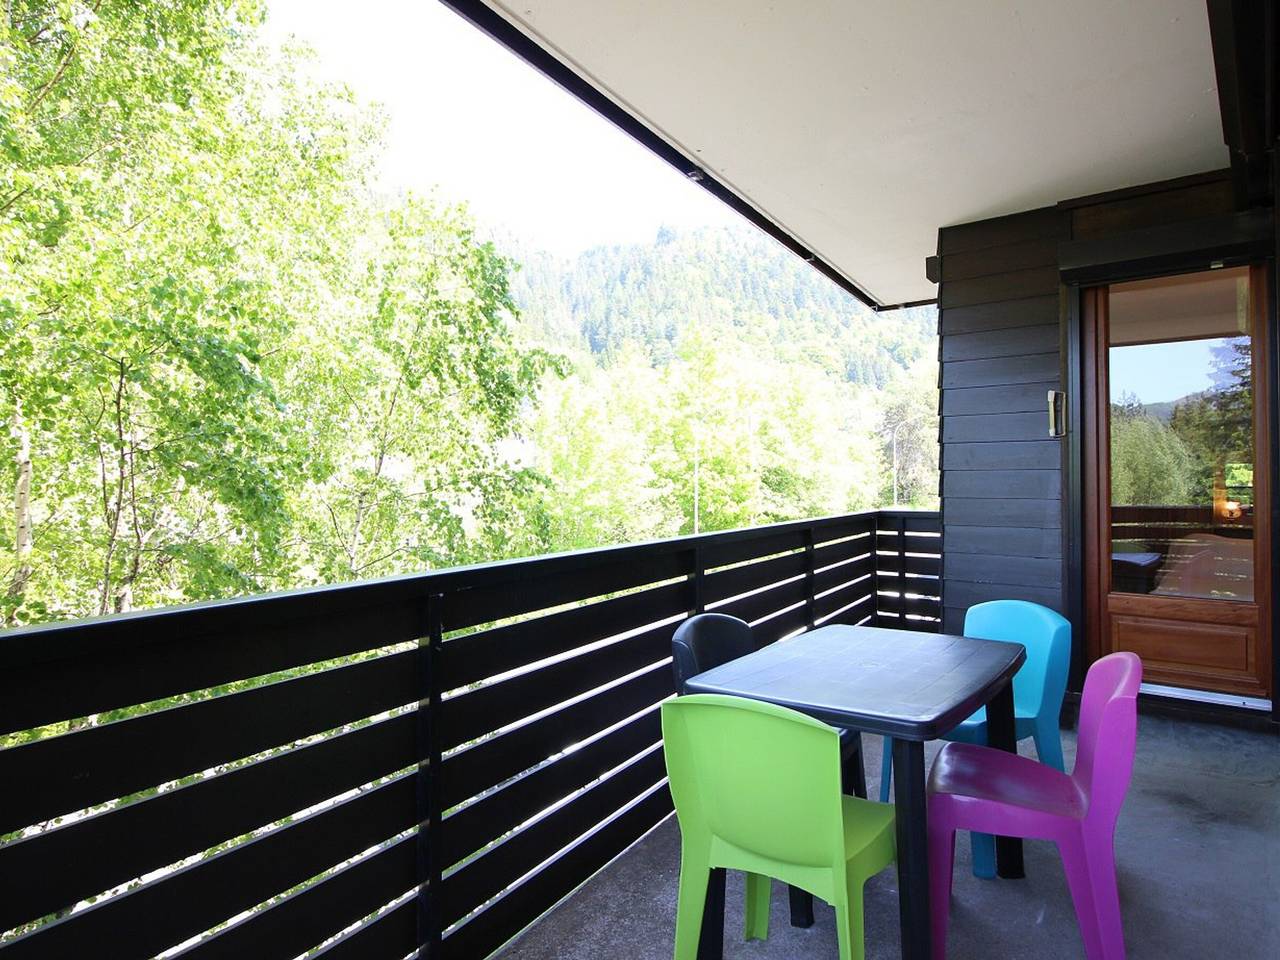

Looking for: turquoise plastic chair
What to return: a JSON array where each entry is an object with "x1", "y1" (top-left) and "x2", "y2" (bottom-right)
[
  {"x1": 662, "y1": 694, "x2": 896, "y2": 960},
  {"x1": 878, "y1": 600, "x2": 1071, "y2": 877}
]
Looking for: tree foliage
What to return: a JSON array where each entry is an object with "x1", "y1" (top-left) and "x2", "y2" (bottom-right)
[
  {"x1": 1110, "y1": 399, "x2": 1196, "y2": 506},
  {"x1": 1, "y1": 2, "x2": 940, "y2": 629}
]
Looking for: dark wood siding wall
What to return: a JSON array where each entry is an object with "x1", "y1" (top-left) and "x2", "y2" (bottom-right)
[
  {"x1": 934, "y1": 171, "x2": 1242, "y2": 643},
  {"x1": 935, "y1": 208, "x2": 1070, "y2": 634}
]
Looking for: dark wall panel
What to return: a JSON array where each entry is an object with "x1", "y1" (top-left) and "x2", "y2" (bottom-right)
[
  {"x1": 942, "y1": 412, "x2": 1049, "y2": 443},
  {"x1": 938, "y1": 294, "x2": 1059, "y2": 334},
  {"x1": 942, "y1": 441, "x2": 1060, "y2": 471},
  {"x1": 940, "y1": 324, "x2": 1059, "y2": 361},
  {"x1": 936, "y1": 206, "x2": 1069, "y2": 626},
  {"x1": 942, "y1": 469, "x2": 1060, "y2": 500},
  {"x1": 941, "y1": 353, "x2": 1060, "y2": 389},
  {"x1": 941, "y1": 381, "x2": 1058, "y2": 416}
]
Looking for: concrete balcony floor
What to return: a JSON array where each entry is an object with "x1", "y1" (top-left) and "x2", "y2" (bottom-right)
[{"x1": 497, "y1": 714, "x2": 1279, "y2": 960}]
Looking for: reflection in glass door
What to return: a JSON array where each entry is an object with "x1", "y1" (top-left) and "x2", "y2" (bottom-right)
[
  {"x1": 1086, "y1": 265, "x2": 1271, "y2": 698},
  {"x1": 1108, "y1": 267, "x2": 1255, "y2": 602}
]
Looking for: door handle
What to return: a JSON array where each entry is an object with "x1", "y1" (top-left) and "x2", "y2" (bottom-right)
[{"x1": 1047, "y1": 390, "x2": 1066, "y2": 438}]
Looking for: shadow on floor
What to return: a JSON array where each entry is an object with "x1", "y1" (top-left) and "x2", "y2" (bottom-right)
[{"x1": 496, "y1": 717, "x2": 1280, "y2": 959}]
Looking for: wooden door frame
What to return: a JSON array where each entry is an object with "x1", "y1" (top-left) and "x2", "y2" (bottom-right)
[{"x1": 1082, "y1": 265, "x2": 1273, "y2": 697}]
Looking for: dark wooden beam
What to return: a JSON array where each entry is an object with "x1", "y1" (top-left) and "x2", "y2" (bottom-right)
[
  {"x1": 1206, "y1": 0, "x2": 1273, "y2": 209},
  {"x1": 1057, "y1": 208, "x2": 1273, "y2": 285}
]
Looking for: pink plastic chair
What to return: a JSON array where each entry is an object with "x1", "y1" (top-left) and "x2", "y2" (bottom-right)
[{"x1": 926, "y1": 652, "x2": 1142, "y2": 960}]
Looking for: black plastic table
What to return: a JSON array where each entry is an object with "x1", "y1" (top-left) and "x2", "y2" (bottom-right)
[{"x1": 682, "y1": 624, "x2": 1026, "y2": 960}]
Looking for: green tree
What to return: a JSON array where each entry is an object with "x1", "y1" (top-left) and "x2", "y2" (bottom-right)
[
  {"x1": 1169, "y1": 337, "x2": 1254, "y2": 503},
  {"x1": 1, "y1": 3, "x2": 555, "y2": 623},
  {"x1": 286, "y1": 198, "x2": 557, "y2": 582},
  {"x1": 1110, "y1": 406, "x2": 1196, "y2": 506},
  {"x1": 877, "y1": 358, "x2": 939, "y2": 507}
]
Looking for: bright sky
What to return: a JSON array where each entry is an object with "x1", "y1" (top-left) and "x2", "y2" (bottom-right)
[
  {"x1": 263, "y1": 0, "x2": 737, "y2": 255},
  {"x1": 1109, "y1": 339, "x2": 1219, "y2": 405}
]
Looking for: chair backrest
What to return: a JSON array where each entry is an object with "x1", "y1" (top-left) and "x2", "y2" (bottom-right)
[
  {"x1": 964, "y1": 600, "x2": 1071, "y2": 721},
  {"x1": 670, "y1": 613, "x2": 754, "y2": 693},
  {"x1": 661, "y1": 694, "x2": 845, "y2": 867},
  {"x1": 1071, "y1": 652, "x2": 1142, "y2": 827}
]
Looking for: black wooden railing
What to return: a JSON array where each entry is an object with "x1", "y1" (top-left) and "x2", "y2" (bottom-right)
[{"x1": 0, "y1": 508, "x2": 939, "y2": 960}]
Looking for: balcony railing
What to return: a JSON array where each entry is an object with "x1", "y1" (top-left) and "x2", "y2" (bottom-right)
[{"x1": 0, "y1": 508, "x2": 939, "y2": 960}]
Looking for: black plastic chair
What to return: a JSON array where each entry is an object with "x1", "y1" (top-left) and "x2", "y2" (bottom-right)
[{"x1": 669, "y1": 613, "x2": 868, "y2": 930}]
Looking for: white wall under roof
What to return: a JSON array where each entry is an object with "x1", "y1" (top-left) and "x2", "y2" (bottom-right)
[{"x1": 482, "y1": 0, "x2": 1228, "y2": 305}]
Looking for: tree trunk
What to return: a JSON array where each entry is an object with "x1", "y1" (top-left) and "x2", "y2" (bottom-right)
[{"x1": 7, "y1": 400, "x2": 33, "y2": 622}]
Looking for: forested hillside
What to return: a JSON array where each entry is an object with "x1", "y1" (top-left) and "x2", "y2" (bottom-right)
[{"x1": 505, "y1": 226, "x2": 936, "y2": 387}]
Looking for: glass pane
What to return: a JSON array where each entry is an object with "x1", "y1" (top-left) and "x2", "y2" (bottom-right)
[{"x1": 1107, "y1": 267, "x2": 1254, "y2": 600}]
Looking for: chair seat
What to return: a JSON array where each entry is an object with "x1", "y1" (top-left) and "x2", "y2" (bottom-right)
[
  {"x1": 928, "y1": 741, "x2": 1086, "y2": 822},
  {"x1": 841, "y1": 794, "x2": 896, "y2": 860}
]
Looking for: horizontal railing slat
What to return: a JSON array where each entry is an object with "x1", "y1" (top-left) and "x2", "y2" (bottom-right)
[
  {"x1": 438, "y1": 580, "x2": 691, "y2": 691},
  {"x1": 309, "y1": 897, "x2": 418, "y2": 960},
  {"x1": 439, "y1": 624, "x2": 670, "y2": 752},
  {"x1": 174, "y1": 834, "x2": 418, "y2": 960},
  {"x1": 0, "y1": 711, "x2": 418, "y2": 932},
  {"x1": 0, "y1": 648, "x2": 420, "y2": 835},
  {"x1": 811, "y1": 514, "x2": 878, "y2": 545},
  {"x1": 812, "y1": 556, "x2": 874, "y2": 596},
  {"x1": 877, "y1": 593, "x2": 942, "y2": 620},
  {"x1": 439, "y1": 663, "x2": 672, "y2": 810},
  {"x1": 897, "y1": 532, "x2": 943, "y2": 553},
  {"x1": 811, "y1": 534, "x2": 873, "y2": 570},
  {"x1": 902, "y1": 554, "x2": 942, "y2": 575},
  {"x1": 709, "y1": 576, "x2": 808, "y2": 626},
  {"x1": 440, "y1": 786, "x2": 672, "y2": 960},
  {"x1": 877, "y1": 512, "x2": 943, "y2": 533},
  {"x1": 815, "y1": 585, "x2": 875, "y2": 624},
  {"x1": 0, "y1": 600, "x2": 423, "y2": 736},
  {"x1": 440, "y1": 746, "x2": 666, "y2": 928},
  {"x1": 701, "y1": 550, "x2": 808, "y2": 606},
  {"x1": 752, "y1": 604, "x2": 811, "y2": 644},
  {"x1": 441, "y1": 552, "x2": 691, "y2": 632},
  {"x1": 0, "y1": 773, "x2": 417, "y2": 960},
  {"x1": 440, "y1": 706, "x2": 661, "y2": 869},
  {"x1": 701, "y1": 528, "x2": 807, "y2": 570}
]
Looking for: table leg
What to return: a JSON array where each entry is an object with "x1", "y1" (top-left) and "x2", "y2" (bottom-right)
[
  {"x1": 788, "y1": 884, "x2": 815, "y2": 928},
  {"x1": 892, "y1": 738, "x2": 930, "y2": 960},
  {"x1": 987, "y1": 680, "x2": 1026, "y2": 879},
  {"x1": 696, "y1": 867, "x2": 725, "y2": 960}
]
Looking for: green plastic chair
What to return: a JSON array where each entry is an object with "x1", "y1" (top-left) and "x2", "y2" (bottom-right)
[{"x1": 661, "y1": 694, "x2": 896, "y2": 960}]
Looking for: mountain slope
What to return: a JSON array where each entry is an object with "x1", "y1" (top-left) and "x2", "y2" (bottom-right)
[{"x1": 502, "y1": 225, "x2": 936, "y2": 388}]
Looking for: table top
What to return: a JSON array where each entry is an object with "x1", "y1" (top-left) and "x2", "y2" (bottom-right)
[{"x1": 683, "y1": 624, "x2": 1025, "y2": 740}]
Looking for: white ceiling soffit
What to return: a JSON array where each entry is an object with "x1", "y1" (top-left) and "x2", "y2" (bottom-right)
[{"x1": 480, "y1": 0, "x2": 1227, "y2": 306}]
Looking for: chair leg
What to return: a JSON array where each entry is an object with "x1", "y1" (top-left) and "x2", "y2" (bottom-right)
[
  {"x1": 674, "y1": 846, "x2": 712, "y2": 960},
  {"x1": 927, "y1": 824, "x2": 956, "y2": 960},
  {"x1": 744, "y1": 873, "x2": 772, "y2": 941},
  {"x1": 1033, "y1": 718, "x2": 1067, "y2": 772},
  {"x1": 968, "y1": 830, "x2": 996, "y2": 880},
  {"x1": 834, "y1": 871, "x2": 866, "y2": 960},
  {"x1": 787, "y1": 882, "x2": 815, "y2": 928},
  {"x1": 879, "y1": 735, "x2": 893, "y2": 803},
  {"x1": 1059, "y1": 835, "x2": 1109, "y2": 960},
  {"x1": 843, "y1": 733, "x2": 868, "y2": 799},
  {"x1": 1083, "y1": 834, "x2": 1126, "y2": 960}
]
